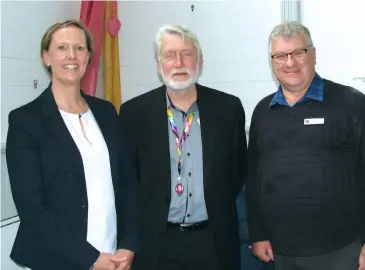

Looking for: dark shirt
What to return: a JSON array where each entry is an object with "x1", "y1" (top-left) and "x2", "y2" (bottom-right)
[{"x1": 246, "y1": 78, "x2": 365, "y2": 256}]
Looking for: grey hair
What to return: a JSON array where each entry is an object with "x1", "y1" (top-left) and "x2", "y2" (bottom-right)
[
  {"x1": 154, "y1": 24, "x2": 202, "y2": 62},
  {"x1": 269, "y1": 21, "x2": 313, "y2": 52}
]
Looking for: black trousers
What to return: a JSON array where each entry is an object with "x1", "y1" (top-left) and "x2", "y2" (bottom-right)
[
  {"x1": 274, "y1": 239, "x2": 362, "y2": 270},
  {"x1": 156, "y1": 225, "x2": 220, "y2": 270}
]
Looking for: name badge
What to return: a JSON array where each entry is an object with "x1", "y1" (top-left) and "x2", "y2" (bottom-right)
[{"x1": 304, "y1": 118, "x2": 324, "y2": 125}]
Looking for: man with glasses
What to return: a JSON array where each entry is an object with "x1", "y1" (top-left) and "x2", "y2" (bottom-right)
[
  {"x1": 119, "y1": 24, "x2": 247, "y2": 270},
  {"x1": 246, "y1": 21, "x2": 365, "y2": 270}
]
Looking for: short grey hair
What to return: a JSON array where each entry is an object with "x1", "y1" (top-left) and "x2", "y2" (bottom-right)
[
  {"x1": 269, "y1": 21, "x2": 313, "y2": 52},
  {"x1": 154, "y1": 24, "x2": 202, "y2": 62}
]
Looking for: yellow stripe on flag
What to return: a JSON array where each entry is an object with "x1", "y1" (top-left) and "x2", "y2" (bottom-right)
[{"x1": 103, "y1": 1, "x2": 121, "y2": 112}]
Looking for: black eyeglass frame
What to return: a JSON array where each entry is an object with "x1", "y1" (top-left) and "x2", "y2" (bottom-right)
[{"x1": 271, "y1": 45, "x2": 313, "y2": 64}]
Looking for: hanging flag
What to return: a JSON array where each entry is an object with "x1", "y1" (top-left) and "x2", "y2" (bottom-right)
[
  {"x1": 80, "y1": 0, "x2": 106, "y2": 96},
  {"x1": 103, "y1": 0, "x2": 122, "y2": 112}
]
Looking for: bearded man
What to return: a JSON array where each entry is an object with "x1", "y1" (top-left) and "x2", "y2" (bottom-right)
[{"x1": 119, "y1": 24, "x2": 248, "y2": 270}]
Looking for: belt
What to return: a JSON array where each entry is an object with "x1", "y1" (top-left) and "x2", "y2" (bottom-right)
[{"x1": 167, "y1": 220, "x2": 209, "y2": 232}]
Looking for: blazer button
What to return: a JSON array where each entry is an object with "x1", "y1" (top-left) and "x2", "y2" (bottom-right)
[
  {"x1": 165, "y1": 197, "x2": 170, "y2": 204},
  {"x1": 81, "y1": 205, "x2": 85, "y2": 208},
  {"x1": 68, "y1": 173, "x2": 72, "y2": 177}
]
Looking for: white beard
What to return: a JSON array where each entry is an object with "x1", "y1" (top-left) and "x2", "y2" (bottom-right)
[{"x1": 160, "y1": 65, "x2": 200, "y2": 91}]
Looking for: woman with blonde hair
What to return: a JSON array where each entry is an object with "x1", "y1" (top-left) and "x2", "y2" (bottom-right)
[{"x1": 6, "y1": 20, "x2": 138, "y2": 270}]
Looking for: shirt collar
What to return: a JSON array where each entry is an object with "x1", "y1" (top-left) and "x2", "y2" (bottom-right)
[
  {"x1": 270, "y1": 73, "x2": 324, "y2": 107},
  {"x1": 166, "y1": 93, "x2": 199, "y2": 113}
]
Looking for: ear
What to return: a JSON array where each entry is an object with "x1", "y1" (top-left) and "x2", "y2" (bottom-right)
[
  {"x1": 42, "y1": 50, "x2": 50, "y2": 67},
  {"x1": 157, "y1": 63, "x2": 162, "y2": 75},
  {"x1": 87, "y1": 52, "x2": 91, "y2": 64},
  {"x1": 198, "y1": 54, "x2": 203, "y2": 70},
  {"x1": 312, "y1": 47, "x2": 317, "y2": 65}
]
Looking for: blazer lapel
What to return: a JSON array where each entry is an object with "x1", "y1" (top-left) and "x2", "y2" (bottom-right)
[
  {"x1": 39, "y1": 85, "x2": 83, "y2": 167},
  {"x1": 147, "y1": 86, "x2": 171, "y2": 195},
  {"x1": 196, "y1": 84, "x2": 216, "y2": 187}
]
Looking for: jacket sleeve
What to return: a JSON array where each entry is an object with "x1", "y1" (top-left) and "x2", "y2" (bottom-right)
[
  {"x1": 245, "y1": 105, "x2": 270, "y2": 243},
  {"x1": 357, "y1": 94, "x2": 365, "y2": 243},
  {"x1": 231, "y1": 97, "x2": 248, "y2": 197},
  {"x1": 5, "y1": 109, "x2": 99, "y2": 270},
  {"x1": 117, "y1": 104, "x2": 140, "y2": 253}
]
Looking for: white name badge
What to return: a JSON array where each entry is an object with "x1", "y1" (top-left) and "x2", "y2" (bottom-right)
[{"x1": 304, "y1": 118, "x2": 325, "y2": 125}]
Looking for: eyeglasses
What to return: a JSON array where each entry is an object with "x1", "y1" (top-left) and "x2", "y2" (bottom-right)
[
  {"x1": 160, "y1": 50, "x2": 195, "y2": 62},
  {"x1": 271, "y1": 45, "x2": 313, "y2": 64}
]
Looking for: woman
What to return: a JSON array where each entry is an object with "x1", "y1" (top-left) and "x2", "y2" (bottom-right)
[{"x1": 6, "y1": 20, "x2": 138, "y2": 270}]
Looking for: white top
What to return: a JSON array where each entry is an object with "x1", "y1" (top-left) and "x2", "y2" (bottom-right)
[{"x1": 59, "y1": 109, "x2": 117, "y2": 254}]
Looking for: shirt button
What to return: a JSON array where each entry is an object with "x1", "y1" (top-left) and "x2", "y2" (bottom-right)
[
  {"x1": 187, "y1": 153, "x2": 190, "y2": 157},
  {"x1": 189, "y1": 172, "x2": 192, "y2": 177},
  {"x1": 189, "y1": 193, "x2": 192, "y2": 198},
  {"x1": 187, "y1": 214, "x2": 190, "y2": 218}
]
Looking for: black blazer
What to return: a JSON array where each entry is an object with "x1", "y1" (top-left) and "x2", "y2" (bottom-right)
[
  {"x1": 6, "y1": 84, "x2": 139, "y2": 270},
  {"x1": 119, "y1": 84, "x2": 247, "y2": 270}
]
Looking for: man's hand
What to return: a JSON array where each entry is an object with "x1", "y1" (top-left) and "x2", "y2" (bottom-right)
[
  {"x1": 359, "y1": 244, "x2": 365, "y2": 270},
  {"x1": 115, "y1": 249, "x2": 135, "y2": 270},
  {"x1": 94, "y1": 252, "x2": 125, "y2": 270},
  {"x1": 252, "y1": 240, "x2": 274, "y2": 263}
]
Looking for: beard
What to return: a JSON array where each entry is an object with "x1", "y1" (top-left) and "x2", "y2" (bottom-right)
[{"x1": 160, "y1": 64, "x2": 200, "y2": 91}]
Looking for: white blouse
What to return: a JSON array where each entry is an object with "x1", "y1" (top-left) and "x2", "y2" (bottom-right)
[{"x1": 59, "y1": 109, "x2": 117, "y2": 254}]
